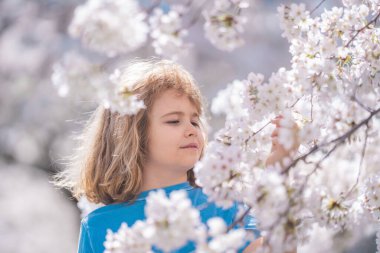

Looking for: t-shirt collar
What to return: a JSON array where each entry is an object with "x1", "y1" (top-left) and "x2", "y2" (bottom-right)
[{"x1": 136, "y1": 181, "x2": 193, "y2": 200}]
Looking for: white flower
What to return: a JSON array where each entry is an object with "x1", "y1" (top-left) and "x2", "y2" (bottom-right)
[
  {"x1": 242, "y1": 69, "x2": 295, "y2": 123},
  {"x1": 196, "y1": 217, "x2": 246, "y2": 253},
  {"x1": 104, "y1": 221, "x2": 152, "y2": 253},
  {"x1": 144, "y1": 190, "x2": 201, "y2": 252},
  {"x1": 288, "y1": 3, "x2": 308, "y2": 24},
  {"x1": 51, "y1": 51, "x2": 103, "y2": 99},
  {"x1": 207, "y1": 217, "x2": 227, "y2": 237},
  {"x1": 149, "y1": 6, "x2": 190, "y2": 60},
  {"x1": 246, "y1": 170, "x2": 289, "y2": 229},
  {"x1": 363, "y1": 174, "x2": 380, "y2": 221},
  {"x1": 211, "y1": 79, "x2": 248, "y2": 120},
  {"x1": 319, "y1": 37, "x2": 337, "y2": 57},
  {"x1": 98, "y1": 68, "x2": 146, "y2": 116},
  {"x1": 318, "y1": 196, "x2": 350, "y2": 230},
  {"x1": 203, "y1": 0, "x2": 249, "y2": 51},
  {"x1": 207, "y1": 228, "x2": 246, "y2": 253},
  {"x1": 320, "y1": 7, "x2": 344, "y2": 35},
  {"x1": 278, "y1": 4, "x2": 311, "y2": 40},
  {"x1": 69, "y1": 0, "x2": 148, "y2": 56},
  {"x1": 194, "y1": 141, "x2": 246, "y2": 208}
]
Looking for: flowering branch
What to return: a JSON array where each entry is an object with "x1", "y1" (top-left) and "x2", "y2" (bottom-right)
[
  {"x1": 282, "y1": 107, "x2": 380, "y2": 175},
  {"x1": 345, "y1": 9, "x2": 380, "y2": 47},
  {"x1": 343, "y1": 123, "x2": 369, "y2": 200}
]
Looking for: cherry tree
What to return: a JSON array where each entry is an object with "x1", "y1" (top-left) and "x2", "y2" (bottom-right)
[{"x1": 52, "y1": 0, "x2": 380, "y2": 252}]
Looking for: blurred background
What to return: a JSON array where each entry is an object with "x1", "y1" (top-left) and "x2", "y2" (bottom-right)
[{"x1": 0, "y1": 0, "x2": 376, "y2": 252}]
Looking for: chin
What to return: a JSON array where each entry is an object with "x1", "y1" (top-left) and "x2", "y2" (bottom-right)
[
  {"x1": 179, "y1": 162, "x2": 197, "y2": 171},
  {"x1": 175, "y1": 156, "x2": 199, "y2": 170}
]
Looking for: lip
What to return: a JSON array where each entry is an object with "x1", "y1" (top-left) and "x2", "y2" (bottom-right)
[{"x1": 180, "y1": 143, "x2": 199, "y2": 149}]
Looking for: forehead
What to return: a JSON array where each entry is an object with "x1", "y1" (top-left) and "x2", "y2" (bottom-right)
[{"x1": 150, "y1": 89, "x2": 199, "y2": 116}]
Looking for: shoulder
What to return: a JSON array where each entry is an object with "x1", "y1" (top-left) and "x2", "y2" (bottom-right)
[
  {"x1": 84, "y1": 200, "x2": 145, "y2": 228},
  {"x1": 85, "y1": 202, "x2": 124, "y2": 219}
]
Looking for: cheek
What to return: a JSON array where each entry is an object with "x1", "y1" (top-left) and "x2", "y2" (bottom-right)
[
  {"x1": 148, "y1": 127, "x2": 178, "y2": 155},
  {"x1": 198, "y1": 130, "x2": 206, "y2": 147},
  {"x1": 197, "y1": 133, "x2": 206, "y2": 155}
]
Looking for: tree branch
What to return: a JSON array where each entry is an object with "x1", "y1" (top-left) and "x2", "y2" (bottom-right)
[
  {"x1": 345, "y1": 10, "x2": 380, "y2": 47},
  {"x1": 282, "y1": 107, "x2": 380, "y2": 175},
  {"x1": 227, "y1": 205, "x2": 252, "y2": 231},
  {"x1": 244, "y1": 120, "x2": 272, "y2": 148},
  {"x1": 351, "y1": 94, "x2": 374, "y2": 113}
]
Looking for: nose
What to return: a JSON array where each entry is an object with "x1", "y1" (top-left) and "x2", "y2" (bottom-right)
[{"x1": 185, "y1": 122, "x2": 198, "y2": 137}]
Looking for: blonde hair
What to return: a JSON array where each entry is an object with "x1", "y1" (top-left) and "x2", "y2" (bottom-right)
[{"x1": 55, "y1": 59, "x2": 207, "y2": 205}]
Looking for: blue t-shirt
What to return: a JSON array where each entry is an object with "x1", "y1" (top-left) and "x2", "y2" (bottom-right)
[{"x1": 78, "y1": 182, "x2": 261, "y2": 253}]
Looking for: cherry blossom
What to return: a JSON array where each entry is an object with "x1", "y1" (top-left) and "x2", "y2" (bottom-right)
[
  {"x1": 149, "y1": 5, "x2": 191, "y2": 60},
  {"x1": 69, "y1": 0, "x2": 148, "y2": 57},
  {"x1": 144, "y1": 190, "x2": 202, "y2": 252},
  {"x1": 104, "y1": 221, "x2": 152, "y2": 253},
  {"x1": 203, "y1": 0, "x2": 250, "y2": 51},
  {"x1": 99, "y1": 69, "x2": 146, "y2": 116}
]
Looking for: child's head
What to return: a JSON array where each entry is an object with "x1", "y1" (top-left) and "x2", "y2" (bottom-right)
[
  {"x1": 58, "y1": 59, "x2": 207, "y2": 205},
  {"x1": 144, "y1": 88, "x2": 205, "y2": 186}
]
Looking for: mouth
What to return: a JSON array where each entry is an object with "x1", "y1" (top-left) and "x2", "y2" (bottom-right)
[{"x1": 180, "y1": 144, "x2": 199, "y2": 149}]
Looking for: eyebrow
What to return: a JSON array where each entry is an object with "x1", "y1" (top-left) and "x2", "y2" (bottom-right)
[{"x1": 160, "y1": 111, "x2": 199, "y2": 119}]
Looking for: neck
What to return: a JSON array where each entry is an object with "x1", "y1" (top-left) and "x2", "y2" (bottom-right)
[{"x1": 140, "y1": 164, "x2": 188, "y2": 193}]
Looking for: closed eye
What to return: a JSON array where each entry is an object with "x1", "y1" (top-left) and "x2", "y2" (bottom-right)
[
  {"x1": 167, "y1": 120, "x2": 180, "y2": 124},
  {"x1": 191, "y1": 121, "x2": 199, "y2": 127},
  {"x1": 166, "y1": 120, "x2": 199, "y2": 127}
]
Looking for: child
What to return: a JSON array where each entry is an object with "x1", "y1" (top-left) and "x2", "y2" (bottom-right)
[{"x1": 56, "y1": 59, "x2": 291, "y2": 253}]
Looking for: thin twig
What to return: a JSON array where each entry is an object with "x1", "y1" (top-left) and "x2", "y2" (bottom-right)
[
  {"x1": 289, "y1": 96, "x2": 303, "y2": 108},
  {"x1": 310, "y1": 0, "x2": 327, "y2": 15},
  {"x1": 345, "y1": 10, "x2": 380, "y2": 47},
  {"x1": 343, "y1": 123, "x2": 369, "y2": 200},
  {"x1": 295, "y1": 141, "x2": 340, "y2": 196},
  {"x1": 244, "y1": 120, "x2": 272, "y2": 148},
  {"x1": 227, "y1": 206, "x2": 252, "y2": 231},
  {"x1": 326, "y1": 107, "x2": 379, "y2": 145},
  {"x1": 351, "y1": 95, "x2": 374, "y2": 113},
  {"x1": 282, "y1": 107, "x2": 380, "y2": 174}
]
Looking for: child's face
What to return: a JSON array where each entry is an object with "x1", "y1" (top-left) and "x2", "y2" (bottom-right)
[{"x1": 146, "y1": 89, "x2": 205, "y2": 174}]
